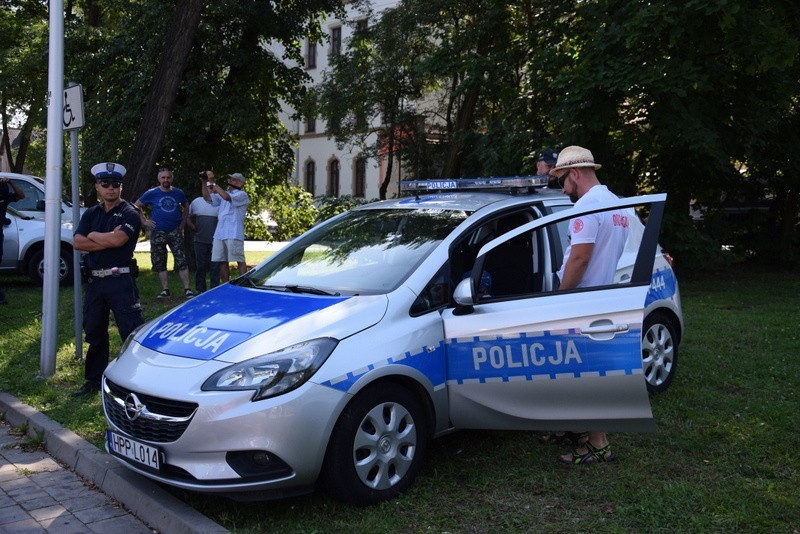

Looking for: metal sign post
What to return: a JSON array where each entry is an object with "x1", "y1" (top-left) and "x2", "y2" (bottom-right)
[
  {"x1": 40, "y1": 0, "x2": 65, "y2": 378},
  {"x1": 65, "y1": 83, "x2": 85, "y2": 360}
]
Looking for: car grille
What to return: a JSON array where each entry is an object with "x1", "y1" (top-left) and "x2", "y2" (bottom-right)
[{"x1": 103, "y1": 378, "x2": 198, "y2": 443}]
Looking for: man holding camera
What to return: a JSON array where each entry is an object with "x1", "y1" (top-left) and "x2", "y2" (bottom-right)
[
  {"x1": 0, "y1": 176, "x2": 25, "y2": 305},
  {"x1": 200, "y1": 170, "x2": 249, "y2": 282},
  {"x1": 135, "y1": 167, "x2": 194, "y2": 298},
  {"x1": 189, "y1": 172, "x2": 219, "y2": 293}
]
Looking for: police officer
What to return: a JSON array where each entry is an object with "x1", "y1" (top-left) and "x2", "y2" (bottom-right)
[{"x1": 72, "y1": 163, "x2": 144, "y2": 396}]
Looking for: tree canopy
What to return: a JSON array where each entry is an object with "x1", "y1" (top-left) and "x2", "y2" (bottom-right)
[{"x1": 316, "y1": 0, "x2": 800, "y2": 265}]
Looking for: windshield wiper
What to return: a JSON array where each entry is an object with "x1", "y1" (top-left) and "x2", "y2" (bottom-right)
[
  {"x1": 285, "y1": 285, "x2": 341, "y2": 296},
  {"x1": 232, "y1": 276, "x2": 259, "y2": 288}
]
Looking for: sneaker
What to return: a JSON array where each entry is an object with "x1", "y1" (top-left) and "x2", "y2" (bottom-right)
[
  {"x1": 184, "y1": 288, "x2": 195, "y2": 298},
  {"x1": 157, "y1": 289, "x2": 170, "y2": 298}
]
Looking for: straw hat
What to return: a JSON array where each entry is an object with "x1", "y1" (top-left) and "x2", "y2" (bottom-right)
[{"x1": 548, "y1": 146, "x2": 602, "y2": 175}]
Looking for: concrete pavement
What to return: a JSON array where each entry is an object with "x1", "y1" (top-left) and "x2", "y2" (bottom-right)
[{"x1": 0, "y1": 393, "x2": 228, "y2": 534}]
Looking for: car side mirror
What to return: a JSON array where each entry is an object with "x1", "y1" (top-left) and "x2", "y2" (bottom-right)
[
  {"x1": 453, "y1": 278, "x2": 475, "y2": 306},
  {"x1": 3, "y1": 217, "x2": 10, "y2": 226},
  {"x1": 35, "y1": 199, "x2": 46, "y2": 211}
]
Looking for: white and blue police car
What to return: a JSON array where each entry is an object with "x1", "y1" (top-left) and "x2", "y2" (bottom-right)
[{"x1": 102, "y1": 177, "x2": 683, "y2": 505}]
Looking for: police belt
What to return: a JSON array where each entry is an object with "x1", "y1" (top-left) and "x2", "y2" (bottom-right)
[{"x1": 91, "y1": 267, "x2": 131, "y2": 278}]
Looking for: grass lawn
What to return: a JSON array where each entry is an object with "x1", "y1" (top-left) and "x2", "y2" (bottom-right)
[{"x1": 1, "y1": 255, "x2": 798, "y2": 533}]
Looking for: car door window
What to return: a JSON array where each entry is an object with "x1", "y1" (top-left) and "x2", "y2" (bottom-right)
[{"x1": 10, "y1": 179, "x2": 43, "y2": 212}]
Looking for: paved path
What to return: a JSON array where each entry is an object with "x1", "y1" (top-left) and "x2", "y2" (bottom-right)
[
  {"x1": 0, "y1": 393, "x2": 228, "y2": 534},
  {"x1": 0, "y1": 419, "x2": 154, "y2": 533}
]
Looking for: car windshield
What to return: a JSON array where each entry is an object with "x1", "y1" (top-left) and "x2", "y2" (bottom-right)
[{"x1": 244, "y1": 208, "x2": 468, "y2": 295}]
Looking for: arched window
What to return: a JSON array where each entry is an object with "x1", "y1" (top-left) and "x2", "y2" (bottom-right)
[
  {"x1": 328, "y1": 159, "x2": 340, "y2": 197},
  {"x1": 305, "y1": 160, "x2": 316, "y2": 194},
  {"x1": 354, "y1": 157, "x2": 366, "y2": 198}
]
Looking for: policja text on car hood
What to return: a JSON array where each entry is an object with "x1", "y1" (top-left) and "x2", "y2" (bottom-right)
[{"x1": 136, "y1": 285, "x2": 388, "y2": 363}]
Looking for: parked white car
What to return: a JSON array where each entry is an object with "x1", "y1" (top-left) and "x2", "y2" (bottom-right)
[
  {"x1": 102, "y1": 177, "x2": 682, "y2": 505},
  {"x1": 0, "y1": 172, "x2": 82, "y2": 222},
  {"x1": 1, "y1": 206, "x2": 76, "y2": 284}
]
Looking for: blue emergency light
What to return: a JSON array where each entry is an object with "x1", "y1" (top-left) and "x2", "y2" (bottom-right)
[{"x1": 400, "y1": 175, "x2": 550, "y2": 195}]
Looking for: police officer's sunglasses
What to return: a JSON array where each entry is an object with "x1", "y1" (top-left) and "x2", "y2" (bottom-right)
[{"x1": 98, "y1": 180, "x2": 122, "y2": 189}]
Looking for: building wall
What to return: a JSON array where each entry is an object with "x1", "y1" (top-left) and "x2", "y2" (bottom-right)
[{"x1": 274, "y1": 1, "x2": 402, "y2": 200}]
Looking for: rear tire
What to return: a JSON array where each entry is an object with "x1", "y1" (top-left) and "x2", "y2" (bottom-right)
[
  {"x1": 641, "y1": 311, "x2": 678, "y2": 393},
  {"x1": 322, "y1": 383, "x2": 428, "y2": 506}
]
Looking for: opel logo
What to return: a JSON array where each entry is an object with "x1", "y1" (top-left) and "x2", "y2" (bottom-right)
[{"x1": 124, "y1": 393, "x2": 144, "y2": 421}]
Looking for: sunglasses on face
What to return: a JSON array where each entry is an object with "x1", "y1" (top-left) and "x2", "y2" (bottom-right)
[
  {"x1": 556, "y1": 170, "x2": 570, "y2": 188},
  {"x1": 98, "y1": 180, "x2": 122, "y2": 189}
]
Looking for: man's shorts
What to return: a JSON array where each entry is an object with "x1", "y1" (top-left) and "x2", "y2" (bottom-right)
[
  {"x1": 150, "y1": 227, "x2": 188, "y2": 272},
  {"x1": 212, "y1": 239, "x2": 246, "y2": 263}
]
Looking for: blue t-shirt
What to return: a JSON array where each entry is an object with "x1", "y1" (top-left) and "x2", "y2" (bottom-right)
[{"x1": 137, "y1": 187, "x2": 188, "y2": 232}]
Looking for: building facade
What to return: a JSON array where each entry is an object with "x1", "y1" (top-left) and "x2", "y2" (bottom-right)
[{"x1": 276, "y1": 1, "x2": 403, "y2": 200}]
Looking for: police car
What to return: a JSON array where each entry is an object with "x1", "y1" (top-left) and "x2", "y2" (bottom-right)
[{"x1": 102, "y1": 177, "x2": 682, "y2": 505}]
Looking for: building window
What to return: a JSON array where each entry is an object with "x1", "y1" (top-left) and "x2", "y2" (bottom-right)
[
  {"x1": 330, "y1": 27, "x2": 342, "y2": 57},
  {"x1": 305, "y1": 116, "x2": 316, "y2": 133},
  {"x1": 354, "y1": 157, "x2": 366, "y2": 198},
  {"x1": 306, "y1": 39, "x2": 317, "y2": 69},
  {"x1": 356, "y1": 19, "x2": 368, "y2": 34},
  {"x1": 305, "y1": 160, "x2": 316, "y2": 194},
  {"x1": 328, "y1": 159, "x2": 340, "y2": 197}
]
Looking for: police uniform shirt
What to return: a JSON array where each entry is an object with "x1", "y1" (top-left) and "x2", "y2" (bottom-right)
[{"x1": 75, "y1": 200, "x2": 141, "y2": 269}]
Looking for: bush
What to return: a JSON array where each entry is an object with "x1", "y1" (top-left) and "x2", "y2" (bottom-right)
[{"x1": 265, "y1": 185, "x2": 318, "y2": 240}]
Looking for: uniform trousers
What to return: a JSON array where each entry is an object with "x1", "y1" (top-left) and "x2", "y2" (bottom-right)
[{"x1": 83, "y1": 274, "x2": 144, "y2": 385}]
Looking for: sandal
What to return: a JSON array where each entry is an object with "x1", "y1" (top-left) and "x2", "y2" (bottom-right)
[
  {"x1": 559, "y1": 441, "x2": 615, "y2": 465},
  {"x1": 537, "y1": 431, "x2": 588, "y2": 446}
]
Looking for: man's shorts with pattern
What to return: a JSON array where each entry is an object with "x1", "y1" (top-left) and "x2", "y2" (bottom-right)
[{"x1": 150, "y1": 227, "x2": 188, "y2": 272}]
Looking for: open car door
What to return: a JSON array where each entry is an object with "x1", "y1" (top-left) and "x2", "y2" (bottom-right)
[{"x1": 442, "y1": 194, "x2": 666, "y2": 432}]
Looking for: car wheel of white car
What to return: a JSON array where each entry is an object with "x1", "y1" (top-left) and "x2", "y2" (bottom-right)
[
  {"x1": 323, "y1": 383, "x2": 428, "y2": 506},
  {"x1": 29, "y1": 248, "x2": 73, "y2": 285},
  {"x1": 641, "y1": 311, "x2": 678, "y2": 394}
]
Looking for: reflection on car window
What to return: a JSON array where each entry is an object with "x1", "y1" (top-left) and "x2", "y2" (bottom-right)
[
  {"x1": 10, "y1": 180, "x2": 43, "y2": 212},
  {"x1": 248, "y1": 209, "x2": 467, "y2": 295},
  {"x1": 410, "y1": 263, "x2": 451, "y2": 315}
]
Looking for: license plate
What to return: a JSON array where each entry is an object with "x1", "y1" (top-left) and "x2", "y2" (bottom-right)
[{"x1": 106, "y1": 430, "x2": 160, "y2": 470}]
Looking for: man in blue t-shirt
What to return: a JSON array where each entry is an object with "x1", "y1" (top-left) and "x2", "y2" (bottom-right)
[{"x1": 135, "y1": 167, "x2": 194, "y2": 298}]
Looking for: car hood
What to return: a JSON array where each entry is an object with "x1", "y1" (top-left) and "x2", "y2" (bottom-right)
[{"x1": 135, "y1": 285, "x2": 387, "y2": 362}]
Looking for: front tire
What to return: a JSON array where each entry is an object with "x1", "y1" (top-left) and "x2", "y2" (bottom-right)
[
  {"x1": 28, "y1": 248, "x2": 74, "y2": 285},
  {"x1": 641, "y1": 311, "x2": 678, "y2": 393},
  {"x1": 322, "y1": 383, "x2": 429, "y2": 506}
]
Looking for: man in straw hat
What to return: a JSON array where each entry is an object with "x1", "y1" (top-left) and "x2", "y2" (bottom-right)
[{"x1": 548, "y1": 145, "x2": 631, "y2": 463}]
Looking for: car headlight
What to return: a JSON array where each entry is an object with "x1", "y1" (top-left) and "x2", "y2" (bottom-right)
[{"x1": 201, "y1": 338, "x2": 338, "y2": 401}]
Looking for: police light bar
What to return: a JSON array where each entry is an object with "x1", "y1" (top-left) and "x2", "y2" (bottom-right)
[{"x1": 400, "y1": 175, "x2": 550, "y2": 194}]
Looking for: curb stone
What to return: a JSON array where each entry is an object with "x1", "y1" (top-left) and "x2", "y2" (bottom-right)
[{"x1": 0, "y1": 391, "x2": 229, "y2": 534}]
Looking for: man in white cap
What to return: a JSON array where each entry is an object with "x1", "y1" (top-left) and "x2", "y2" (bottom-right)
[
  {"x1": 548, "y1": 145, "x2": 630, "y2": 463},
  {"x1": 201, "y1": 171, "x2": 249, "y2": 282},
  {"x1": 72, "y1": 163, "x2": 144, "y2": 395}
]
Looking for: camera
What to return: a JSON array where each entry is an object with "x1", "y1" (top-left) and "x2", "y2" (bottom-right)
[{"x1": 199, "y1": 171, "x2": 208, "y2": 179}]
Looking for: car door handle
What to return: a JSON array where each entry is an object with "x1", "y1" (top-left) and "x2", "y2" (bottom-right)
[{"x1": 580, "y1": 324, "x2": 629, "y2": 335}]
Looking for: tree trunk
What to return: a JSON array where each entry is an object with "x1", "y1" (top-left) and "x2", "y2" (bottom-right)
[
  {"x1": 124, "y1": 0, "x2": 203, "y2": 202},
  {"x1": 440, "y1": 85, "x2": 481, "y2": 179}
]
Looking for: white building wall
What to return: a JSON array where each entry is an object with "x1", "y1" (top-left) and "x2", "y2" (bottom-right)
[{"x1": 273, "y1": 0, "x2": 402, "y2": 200}]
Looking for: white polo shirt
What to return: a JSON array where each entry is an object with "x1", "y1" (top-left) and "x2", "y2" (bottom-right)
[{"x1": 558, "y1": 185, "x2": 630, "y2": 288}]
